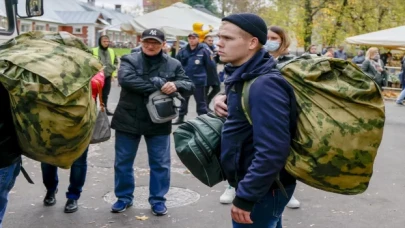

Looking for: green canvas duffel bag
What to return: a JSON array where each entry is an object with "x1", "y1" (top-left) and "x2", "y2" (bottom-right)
[{"x1": 173, "y1": 113, "x2": 226, "y2": 187}]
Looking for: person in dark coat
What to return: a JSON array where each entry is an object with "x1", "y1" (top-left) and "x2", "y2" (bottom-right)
[
  {"x1": 203, "y1": 35, "x2": 221, "y2": 109},
  {"x1": 352, "y1": 50, "x2": 365, "y2": 64},
  {"x1": 0, "y1": 83, "x2": 22, "y2": 227},
  {"x1": 173, "y1": 32, "x2": 216, "y2": 124},
  {"x1": 110, "y1": 28, "x2": 194, "y2": 215},
  {"x1": 214, "y1": 14, "x2": 298, "y2": 227}
]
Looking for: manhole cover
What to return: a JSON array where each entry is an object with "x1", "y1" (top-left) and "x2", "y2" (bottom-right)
[{"x1": 103, "y1": 186, "x2": 200, "y2": 209}]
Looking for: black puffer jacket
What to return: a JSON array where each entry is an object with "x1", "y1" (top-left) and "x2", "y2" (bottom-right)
[
  {"x1": 111, "y1": 52, "x2": 195, "y2": 135},
  {"x1": 0, "y1": 83, "x2": 21, "y2": 168}
]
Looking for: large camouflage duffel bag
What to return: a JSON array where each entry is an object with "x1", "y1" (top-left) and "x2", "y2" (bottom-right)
[
  {"x1": 0, "y1": 31, "x2": 103, "y2": 168},
  {"x1": 243, "y1": 55, "x2": 385, "y2": 195}
]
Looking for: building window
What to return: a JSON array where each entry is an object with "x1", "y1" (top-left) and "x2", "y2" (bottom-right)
[
  {"x1": 73, "y1": 26, "x2": 82, "y2": 34},
  {"x1": 49, "y1": 26, "x2": 58, "y2": 32},
  {"x1": 35, "y1": 25, "x2": 45, "y2": 31},
  {"x1": 21, "y1": 24, "x2": 31, "y2": 32}
]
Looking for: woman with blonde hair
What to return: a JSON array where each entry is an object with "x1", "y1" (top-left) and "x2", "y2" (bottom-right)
[
  {"x1": 219, "y1": 25, "x2": 301, "y2": 210},
  {"x1": 361, "y1": 47, "x2": 387, "y2": 89}
]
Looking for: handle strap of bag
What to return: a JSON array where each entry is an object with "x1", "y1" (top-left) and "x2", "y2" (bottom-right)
[
  {"x1": 171, "y1": 92, "x2": 185, "y2": 108},
  {"x1": 96, "y1": 81, "x2": 105, "y2": 112}
]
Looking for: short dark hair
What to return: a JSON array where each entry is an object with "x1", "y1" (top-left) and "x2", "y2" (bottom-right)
[{"x1": 307, "y1": 44, "x2": 316, "y2": 52}]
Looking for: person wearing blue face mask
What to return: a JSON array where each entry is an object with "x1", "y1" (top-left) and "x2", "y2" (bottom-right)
[
  {"x1": 265, "y1": 26, "x2": 300, "y2": 209},
  {"x1": 264, "y1": 26, "x2": 295, "y2": 64}
]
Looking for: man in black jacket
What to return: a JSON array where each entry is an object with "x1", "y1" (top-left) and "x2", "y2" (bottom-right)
[
  {"x1": 110, "y1": 28, "x2": 194, "y2": 215},
  {"x1": 0, "y1": 83, "x2": 22, "y2": 227}
]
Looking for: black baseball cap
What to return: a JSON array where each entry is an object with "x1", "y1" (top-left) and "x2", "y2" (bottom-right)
[
  {"x1": 141, "y1": 28, "x2": 165, "y2": 43},
  {"x1": 188, "y1": 32, "x2": 199, "y2": 38}
]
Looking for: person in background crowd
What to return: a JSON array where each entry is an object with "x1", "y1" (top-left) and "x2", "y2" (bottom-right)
[
  {"x1": 362, "y1": 47, "x2": 388, "y2": 90},
  {"x1": 324, "y1": 47, "x2": 334, "y2": 58},
  {"x1": 170, "y1": 41, "x2": 178, "y2": 58},
  {"x1": 381, "y1": 51, "x2": 392, "y2": 66},
  {"x1": 173, "y1": 32, "x2": 216, "y2": 124},
  {"x1": 352, "y1": 50, "x2": 365, "y2": 64},
  {"x1": 307, "y1": 44, "x2": 319, "y2": 56},
  {"x1": 93, "y1": 35, "x2": 118, "y2": 116},
  {"x1": 395, "y1": 56, "x2": 405, "y2": 105},
  {"x1": 203, "y1": 35, "x2": 221, "y2": 110},
  {"x1": 334, "y1": 45, "x2": 347, "y2": 60},
  {"x1": 264, "y1": 25, "x2": 301, "y2": 209}
]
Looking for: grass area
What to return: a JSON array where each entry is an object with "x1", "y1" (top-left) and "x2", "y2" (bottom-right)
[{"x1": 112, "y1": 48, "x2": 131, "y2": 57}]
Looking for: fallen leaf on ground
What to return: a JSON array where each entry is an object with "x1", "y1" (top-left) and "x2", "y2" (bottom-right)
[
  {"x1": 135, "y1": 215, "x2": 149, "y2": 221},
  {"x1": 183, "y1": 170, "x2": 191, "y2": 174}
]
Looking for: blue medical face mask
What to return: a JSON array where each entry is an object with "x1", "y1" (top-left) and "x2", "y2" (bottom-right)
[{"x1": 264, "y1": 40, "x2": 280, "y2": 52}]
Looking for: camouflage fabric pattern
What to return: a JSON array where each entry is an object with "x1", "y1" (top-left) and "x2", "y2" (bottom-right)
[
  {"x1": 0, "y1": 31, "x2": 103, "y2": 168},
  {"x1": 278, "y1": 56, "x2": 385, "y2": 195}
]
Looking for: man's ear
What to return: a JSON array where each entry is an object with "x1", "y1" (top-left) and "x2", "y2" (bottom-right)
[{"x1": 249, "y1": 37, "x2": 261, "y2": 51}]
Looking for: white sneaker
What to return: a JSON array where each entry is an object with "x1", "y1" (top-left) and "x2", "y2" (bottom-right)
[
  {"x1": 286, "y1": 195, "x2": 300, "y2": 209},
  {"x1": 220, "y1": 186, "x2": 235, "y2": 204}
]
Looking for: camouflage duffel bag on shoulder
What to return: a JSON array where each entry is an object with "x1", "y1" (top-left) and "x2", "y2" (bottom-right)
[
  {"x1": 243, "y1": 55, "x2": 385, "y2": 195},
  {"x1": 0, "y1": 31, "x2": 103, "y2": 168},
  {"x1": 280, "y1": 56, "x2": 385, "y2": 195}
]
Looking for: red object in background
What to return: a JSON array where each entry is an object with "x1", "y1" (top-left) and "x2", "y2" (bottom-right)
[{"x1": 91, "y1": 70, "x2": 105, "y2": 100}]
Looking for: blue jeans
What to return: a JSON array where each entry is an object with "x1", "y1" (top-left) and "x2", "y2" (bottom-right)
[
  {"x1": 0, "y1": 161, "x2": 21, "y2": 228},
  {"x1": 232, "y1": 184, "x2": 296, "y2": 228},
  {"x1": 41, "y1": 147, "x2": 88, "y2": 200},
  {"x1": 397, "y1": 88, "x2": 405, "y2": 103},
  {"x1": 114, "y1": 131, "x2": 170, "y2": 206}
]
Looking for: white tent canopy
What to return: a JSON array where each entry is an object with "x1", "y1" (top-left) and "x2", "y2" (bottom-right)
[
  {"x1": 121, "y1": 2, "x2": 221, "y2": 37},
  {"x1": 345, "y1": 26, "x2": 405, "y2": 49}
]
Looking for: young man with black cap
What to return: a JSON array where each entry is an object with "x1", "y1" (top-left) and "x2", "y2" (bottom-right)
[
  {"x1": 110, "y1": 28, "x2": 194, "y2": 215},
  {"x1": 214, "y1": 13, "x2": 298, "y2": 227},
  {"x1": 93, "y1": 35, "x2": 118, "y2": 116},
  {"x1": 173, "y1": 32, "x2": 216, "y2": 124}
]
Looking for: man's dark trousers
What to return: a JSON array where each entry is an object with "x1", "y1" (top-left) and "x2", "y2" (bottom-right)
[
  {"x1": 179, "y1": 86, "x2": 207, "y2": 116},
  {"x1": 102, "y1": 76, "x2": 112, "y2": 107}
]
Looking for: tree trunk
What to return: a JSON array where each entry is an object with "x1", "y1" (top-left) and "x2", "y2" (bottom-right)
[
  {"x1": 329, "y1": 0, "x2": 348, "y2": 45},
  {"x1": 303, "y1": 0, "x2": 313, "y2": 50}
]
